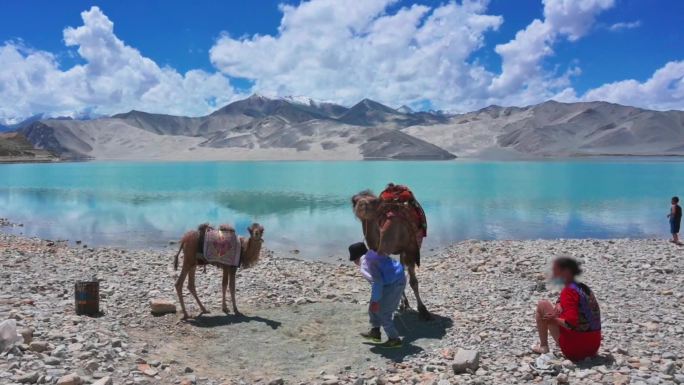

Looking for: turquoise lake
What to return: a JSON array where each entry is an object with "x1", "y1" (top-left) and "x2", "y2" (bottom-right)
[{"x1": 1, "y1": 160, "x2": 682, "y2": 259}]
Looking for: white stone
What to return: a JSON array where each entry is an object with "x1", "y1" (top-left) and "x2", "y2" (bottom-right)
[
  {"x1": 56, "y1": 373, "x2": 81, "y2": 385},
  {"x1": 149, "y1": 299, "x2": 176, "y2": 314},
  {"x1": 452, "y1": 348, "x2": 480, "y2": 374}
]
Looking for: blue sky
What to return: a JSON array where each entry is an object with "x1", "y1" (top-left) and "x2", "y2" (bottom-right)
[{"x1": 1, "y1": 0, "x2": 683, "y2": 121}]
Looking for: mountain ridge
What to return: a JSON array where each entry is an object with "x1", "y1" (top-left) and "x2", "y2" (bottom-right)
[{"x1": 8, "y1": 95, "x2": 684, "y2": 161}]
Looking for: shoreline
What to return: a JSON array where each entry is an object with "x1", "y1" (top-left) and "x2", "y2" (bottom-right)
[
  {"x1": 3, "y1": 154, "x2": 684, "y2": 165},
  {"x1": 0, "y1": 157, "x2": 60, "y2": 164},
  {"x1": 1, "y1": 231, "x2": 682, "y2": 384}
]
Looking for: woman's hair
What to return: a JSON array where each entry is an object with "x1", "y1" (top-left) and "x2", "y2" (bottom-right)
[{"x1": 554, "y1": 256, "x2": 582, "y2": 277}]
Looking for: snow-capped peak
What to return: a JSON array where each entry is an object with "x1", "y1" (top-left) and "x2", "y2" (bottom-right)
[
  {"x1": 279, "y1": 95, "x2": 320, "y2": 107},
  {"x1": 397, "y1": 105, "x2": 413, "y2": 114}
]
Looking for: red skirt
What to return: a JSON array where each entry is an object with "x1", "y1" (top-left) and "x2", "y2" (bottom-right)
[{"x1": 559, "y1": 329, "x2": 601, "y2": 361}]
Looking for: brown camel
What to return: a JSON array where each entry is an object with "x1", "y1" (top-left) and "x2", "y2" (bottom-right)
[
  {"x1": 172, "y1": 223, "x2": 264, "y2": 320},
  {"x1": 351, "y1": 190, "x2": 430, "y2": 320}
]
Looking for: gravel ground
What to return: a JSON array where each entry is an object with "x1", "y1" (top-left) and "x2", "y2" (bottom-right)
[{"x1": 1, "y1": 231, "x2": 682, "y2": 385}]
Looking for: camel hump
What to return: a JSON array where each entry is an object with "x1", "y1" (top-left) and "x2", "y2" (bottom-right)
[{"x1": 197, "y1": 223, "x2": 212, "y2": 232}]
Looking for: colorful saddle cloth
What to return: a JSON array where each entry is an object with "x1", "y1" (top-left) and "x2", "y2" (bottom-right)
[
  {"x1": 379, "y1": 184, "x2": 427, "y2": 238},
  {"x1": 202, "y1": 226, "x2": 241, "y2": 267}
]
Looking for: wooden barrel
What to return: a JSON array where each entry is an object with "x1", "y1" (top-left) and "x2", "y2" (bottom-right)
[{"x1": 74, "y1": 281, "x2": 99, "y2": 316}]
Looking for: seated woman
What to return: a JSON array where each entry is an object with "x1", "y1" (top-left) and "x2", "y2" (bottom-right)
[{"x1": 532, "y1": 257, "x2": 602, "y2": 361}]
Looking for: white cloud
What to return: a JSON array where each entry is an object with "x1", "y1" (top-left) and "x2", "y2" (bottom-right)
[
  {"x1": 212, "y1": 0, "x2": 681, "y2": 113},
  {"x1": 580, "y1": 60, "x2": 684, "y2": 110},
  {"x1": 489, "y1": 0, "x2": 614, "y2": 97},
  {"x1": 210, "y1": 0, "x2": 504, "y2": 111},
  {"x1": 0, "y1": 6, "x2": 238, "y2": 123},
  {"x1": 608, "y1": 20, "x2": 641, "y2": 31},
  {"x1": 1, "y1": 1, "x2": 683, "y2": 122}
]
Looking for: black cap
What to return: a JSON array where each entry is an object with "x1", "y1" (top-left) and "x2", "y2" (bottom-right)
[{"x1": 348, "y1": 242, "x2": 368, "y2": 261}]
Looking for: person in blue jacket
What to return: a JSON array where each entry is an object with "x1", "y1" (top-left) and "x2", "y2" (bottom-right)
[{"x1": 349, "y1": 242, "x2": 406, "y2": 348}]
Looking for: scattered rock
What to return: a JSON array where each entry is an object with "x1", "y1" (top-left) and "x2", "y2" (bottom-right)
[
  {"x1": 452, "y1": 349, "x2": 480, "y2": 374},
  {"x1": 1, "y1": 233, "x2": 682, "y2": 385},
  {"x1": 28, "y1": 340, "x2": 50, "y2": 352},
  {"x1": 150, "y1": 299, "x2": 177, "y2": 315},
  {"x1": 56, "y1": 373, "x2": 81, "y2": 385},
  {"x1": 661, "y1": 361, "x2": 675, "y2": 375},
  {"x1": 15, "y1": 371, "x2": 40, "y2": 384},
  {"x1": 556, "y1": 373, "x2": 569, "y2": 384},
  {"x1": 18, "y1": 327, "x2": 33, "y2": 344}
]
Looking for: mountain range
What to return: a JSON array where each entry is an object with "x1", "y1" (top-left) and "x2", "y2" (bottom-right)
[{"x1": 4, "y1": 94, "x2": 684, "y2": 161}]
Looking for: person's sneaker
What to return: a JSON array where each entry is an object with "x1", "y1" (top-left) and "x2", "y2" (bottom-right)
[
  {"x1": 360, "y1": 328, "x2": 381, "y2": 342},
  {"x1": 378, "y1": 338, "x2": 403, "y2": 349}
]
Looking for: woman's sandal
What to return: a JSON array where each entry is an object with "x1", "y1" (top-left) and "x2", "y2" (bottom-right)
[{"x1": 531, "y1": 344, "x2": 550, "y2": 354}]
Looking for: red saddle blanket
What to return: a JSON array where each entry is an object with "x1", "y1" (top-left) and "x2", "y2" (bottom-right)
[{"x1": 379, "y1": 184, "x2": 427, "y2": 238}]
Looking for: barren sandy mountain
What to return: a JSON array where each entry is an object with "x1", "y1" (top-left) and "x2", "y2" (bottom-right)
[
  {"x1": 10, "y1": 95, "x2": 684, "y2": 161},
  {"x1": 405, "y1": 101, "x2": 684, "y2": 158},
  {"x1": 0, "y1": 132, "x2": 57, "y2": 162}
]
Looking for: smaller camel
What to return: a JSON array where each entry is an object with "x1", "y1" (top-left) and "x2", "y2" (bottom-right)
[{"x1": 173, "y1": 223, "x2": 264, "y2": 320}]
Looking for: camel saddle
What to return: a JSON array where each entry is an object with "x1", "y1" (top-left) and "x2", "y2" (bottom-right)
[
  {"x1": 196, "y1": 224, "x2": 241, "y2": 267},
  {"x1": 378, "y1": 184, "x2": 427, "y2": 238}
]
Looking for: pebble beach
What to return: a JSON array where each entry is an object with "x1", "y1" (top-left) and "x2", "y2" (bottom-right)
[{"x1": 1, "y1": 230, "x2": 682, "y2": 385}]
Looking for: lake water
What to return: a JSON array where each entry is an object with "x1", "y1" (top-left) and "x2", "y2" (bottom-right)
[{"x1": 1, "y1": 160, "x2": 682, "y2": 259}]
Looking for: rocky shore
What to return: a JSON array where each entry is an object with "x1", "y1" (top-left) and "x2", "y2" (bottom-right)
[{"x1": 1, "y1": 232, "x2": 682, "y2": 385}]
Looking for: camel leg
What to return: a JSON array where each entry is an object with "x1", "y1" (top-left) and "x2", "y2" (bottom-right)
[
  {"x1": 175, "y1": 265, "x2": 190, "y2": 320},
  {"x1": 221, "y1": 267, "x2": 229, "y2": 314},
  {"x1": 400, "y1": 291, "x2": 411, "y2": 312},
  {"x1": 187, "y1": 266, "x2": 209, "y2": 316},
  {"x1": 228, "y1": 266, "x2": 241, "y2": 316},
  {"x1": 407, "y1": 264, "x2": 431, "y2": 320}
]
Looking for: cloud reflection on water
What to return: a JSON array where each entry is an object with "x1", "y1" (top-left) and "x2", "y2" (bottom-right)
[{"x1": 0, "y1": 161, "x2": 681, "y2": 260}]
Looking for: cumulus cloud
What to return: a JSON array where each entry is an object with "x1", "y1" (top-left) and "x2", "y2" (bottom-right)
[
  {"x1": 210, "y1": 0, "x2": 504, "y2": 111},
  {"x1": 580, "y1": 61, "x2": 684, "y2": 110},
  {"x1": 211, "y1": 0, "x2": 682, "y2": 113},
  {"x1": 2, "y1": 1, "x2": 683, "y2": 122},
  {"x1": 0, "y1": 6, "x2": 238, "y2": 123},
  {"x1": 489, "y1": 0, "x2": 614, "y2": 97}
]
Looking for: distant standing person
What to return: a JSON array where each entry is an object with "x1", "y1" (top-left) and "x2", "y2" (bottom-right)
[
  {"x1": 668, "y1": 196, "x2": 682, "y2": 245},
  {"x1": 531, "y1": 257, "x2": 601, "y2": 361}
]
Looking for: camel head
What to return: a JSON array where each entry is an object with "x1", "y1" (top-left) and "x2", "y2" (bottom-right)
[
  {"x1": 240, "y1": 222, "x2": 264, "y2": 269},
  {"x1": 352, "y1": 190, "x2": 380, "y2": 221},
  {"x1": 247, "y1": 222, "x2": 264, "y2": 241}
]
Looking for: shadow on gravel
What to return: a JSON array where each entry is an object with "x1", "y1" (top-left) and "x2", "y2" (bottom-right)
[
  {"x1": 149, "y1": 303, "x2": 451, "y2": 381},
  {"x1": 575, "y1": 353, "x2": 615, "y2": 369},
  {"x1": 187, "y1": 314, "x2": 282, "y2": 330},
  {"x1": 369, "y1": 311, "x2": 453, "y2": 362}
]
